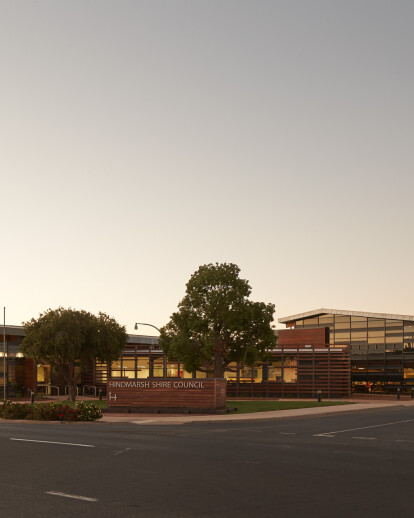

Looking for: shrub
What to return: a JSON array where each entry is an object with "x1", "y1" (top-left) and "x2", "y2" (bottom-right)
[
  {"x1": 29, "y1": 403, "x2": 78, "y2": 421},
  {"x1": 75, "y1": 401, "x2": 102, "y2": 421},
  {"x1": 0, "y1": 401, "x2": 101, "y2": 421},
  {"x1": 0, "y1": 401, "x2": 33, "y2": 419}
]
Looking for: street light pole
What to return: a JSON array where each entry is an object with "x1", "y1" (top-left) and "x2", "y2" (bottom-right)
[
  {"x1": 134, "y1": 322, "x2": 161, "y2": 334},
  {"x1": 3, "y1": 307, "x2": 6, "y2": 399},
  {"x1": 134, "y1": 322, "x2": 161, "y2": 378}
]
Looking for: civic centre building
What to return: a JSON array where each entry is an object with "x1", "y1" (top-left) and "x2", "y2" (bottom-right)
[{"x1": 1, "y1": 307, "x2": 413, "y2": 398}]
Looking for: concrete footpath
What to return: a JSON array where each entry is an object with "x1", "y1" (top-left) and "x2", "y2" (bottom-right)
[{"x1": 99, "y1": 399, "x2": 414, "y2": 425}]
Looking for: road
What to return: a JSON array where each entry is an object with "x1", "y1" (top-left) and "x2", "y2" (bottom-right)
[{"x1": 0, "y1": 405, "x2": 414, "y2": 517}]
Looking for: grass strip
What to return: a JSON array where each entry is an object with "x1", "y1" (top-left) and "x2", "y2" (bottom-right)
[
  {"x1": 227, "y1": 400, "x2": 352, "y2": 414},
  {"x1": 36, "y1": 399, "x2": 351, "y2": 414}
]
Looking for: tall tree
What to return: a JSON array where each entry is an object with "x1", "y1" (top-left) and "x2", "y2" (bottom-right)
[
  {"x1": 159, "y1": 263, "x2": 276, "y2": 378},
  {"x1": 21, "y1": 307, "x2": 127, "y2": 400}
]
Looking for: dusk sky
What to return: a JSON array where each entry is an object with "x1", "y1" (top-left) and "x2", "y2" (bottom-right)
[{"x1": 1, "y1": 1, "x2": 413, "y2": 334}]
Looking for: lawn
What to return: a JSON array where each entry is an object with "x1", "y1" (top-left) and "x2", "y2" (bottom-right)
[
  {"x1": 227, "y1": 400, "x2": 352, "y2": 414},
  {"x1": 59, "y1": 399, "x2": 352, "y2": 414}
]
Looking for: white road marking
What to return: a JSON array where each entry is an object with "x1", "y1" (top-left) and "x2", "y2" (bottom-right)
[
  {"x1": 10, "y1": 438, "x2": 95, "y2": 448},
  {"x1": 46, "y1": 491, "x2": 98, "y2": 502},
  {"x1": 279, "y1": 432, "x2": 296, "y2": 435},
  {"x1": 352, "y1": 436, "x2": 377, "y2": 440},
  {"x1": 113, "y1": 447, "x2": 131, "y2": 456},
  {"x1": 313, "y1": 418, "x2": 414, "y2": 437}
]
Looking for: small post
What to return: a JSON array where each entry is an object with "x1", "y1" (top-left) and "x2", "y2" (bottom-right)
[
  {"x1": 317, "y1": 389, "x2": 322, "y2": 402},
  {"x1": 99, "y1": 389, "x2": 102, "y2": 401},
  {"x1": 397, "y1": 388, "x2": 401, "y2": 400},
  {"x1": 31, "y1": 390, "x2": 35, "y2": 404},
  {"x1": 411, "y1": 387, "x2": 414, "y2": 399}
]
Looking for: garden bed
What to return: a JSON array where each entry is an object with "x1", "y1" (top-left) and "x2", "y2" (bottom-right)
[{"x1": 0, "y1": 400, "x2": 102, "y2": 421}]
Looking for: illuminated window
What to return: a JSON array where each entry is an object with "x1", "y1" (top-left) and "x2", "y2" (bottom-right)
[{"x1": 283, "y1": 357, "x2": 297, "y2": 383}]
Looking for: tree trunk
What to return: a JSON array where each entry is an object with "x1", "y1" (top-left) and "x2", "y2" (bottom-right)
[
  {"x1": 213, "y1": 351, "x2": 225, "y2": 378},
  {"x1": 68, "y1": 362, "x2": 77, "y2": 401}
]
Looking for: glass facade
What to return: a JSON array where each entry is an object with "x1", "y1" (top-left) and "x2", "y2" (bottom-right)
[
  {"x1": 288, "y1": 312, "x2": 414, "y2": 392},
  {"x1": 0, "y1": 334, "x2": 26, "y2": 397}
]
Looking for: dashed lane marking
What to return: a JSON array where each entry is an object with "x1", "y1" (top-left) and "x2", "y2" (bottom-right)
[
  {"x1": 352, "y1": 437, "x2": 377, "y2": 440},
  {"x1": 313, "y1": 418, "x2": 414, "y2": 437},
  {"x1": 10, "y1": 438, "x2": 95, "y2": 448},
  {"x1": 46, "y1": 491, "x2": 98, "y2": 502},
  {"x1": 113, "y1": 447, "x2": 131, "y2": 456}
]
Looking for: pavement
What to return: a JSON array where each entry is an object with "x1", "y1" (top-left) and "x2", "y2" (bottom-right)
[{"x1": 98, "y1": 398, "x2": 414, "y2": 425}]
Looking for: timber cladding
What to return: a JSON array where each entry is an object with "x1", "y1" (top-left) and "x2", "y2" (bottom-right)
[
  {"x1": 227, "y1": 347, "x2": 351, "y2": 399},
  {"x1": 278, "y1": 327, "x2": 329, "y2": 346},
  {"x1": 107, "y1": 378, "x2": 227, "y2": 409}
]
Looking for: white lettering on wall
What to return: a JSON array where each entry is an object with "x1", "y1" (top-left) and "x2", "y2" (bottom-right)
[{"x1": 108, "y1": 379, "x2": 206, "y2": 390}]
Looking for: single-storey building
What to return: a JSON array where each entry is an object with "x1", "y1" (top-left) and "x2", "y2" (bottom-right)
[{"x1": 0, "y1": 323, "x2": 350, "y2": 398}]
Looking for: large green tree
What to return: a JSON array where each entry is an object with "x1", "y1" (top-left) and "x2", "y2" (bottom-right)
[
  {"x1": 159, "y1": 263, "x2": 276, "y2": 378},
  {"x1": 21, "y1": 307, "x2": 127, "y2": 400}
]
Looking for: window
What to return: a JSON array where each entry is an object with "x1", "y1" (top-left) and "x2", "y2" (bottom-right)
[
  {"x1": 334, "y1": 331, "x2": 350, "y2": 343},
  {"x1": 351, "y1": 331, "x2": 367, "y2": 341},
  {"x1": 152, "y1": 357, "x2": 164, "y2": 377},
  {"x1": 137, "y1": 357, "x2": 150, "y2": 378},
  {"x1": 351, "y1": 317, "x2": 367, "y2": 329},
  {"x1": 335, "y1": 316, "x2": 350, "y2": 330},
  {"x1": 283, "y1": 356, "x2": 297, "y2": 383},
  {"x1": 95, "y1": 362, "x2": 107, "y2": 384},
  {"x1": 319, "y1": 315, "x2": 334, "y2": 324},
  {"x1": 224, "y1": 362, "x2": 238, "y2": 382},
  {"x1": 111, "y1": 360, "x2": 122, "y2": 377},
  {"x1": 239, "y1": 367, "x2": 253, "y2": 381},
  {"x1": 302, "y1": 317, "x2": 319, "y2": 326},
  {"x1": 386, "y1": 319, "x2": 403, "y2": 328},
  {"x1": 404, "y1": 368, "x2": 414, "y2": 379},
  {"x1": 368, "y1": 319, "x2": 384, "y2": 328},
  {"x1": 268, "y1": 359, "x2": 282, "y2": 381},
  {"x1": 166, "y1": 362, "x2": 179, "y2": 377}
]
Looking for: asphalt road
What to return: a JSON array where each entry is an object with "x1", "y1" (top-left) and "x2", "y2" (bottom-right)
[{"x1": 1, "y1": 406, "x2": 414, "y2": 518}]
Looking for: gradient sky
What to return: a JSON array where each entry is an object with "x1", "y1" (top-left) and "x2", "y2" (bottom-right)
[{"x1": 1, "y1": 0, "x2": 413, "y2": 334}]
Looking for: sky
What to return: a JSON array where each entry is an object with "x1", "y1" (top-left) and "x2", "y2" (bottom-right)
[{"x1": 1, "y1": 0, "x2": 413, "y2": 334}]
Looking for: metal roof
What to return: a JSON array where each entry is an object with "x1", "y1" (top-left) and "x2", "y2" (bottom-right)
[
  {"x1": 0, "y1": 326, "x2": 159, "y2": 345},
  {"x1": 1, "y1": 325, "x2": 25, "y2": 336},
  {"x1": 127, "y1": 334, "x2": 159, "y2": 346},
  {"x1": 278, "y1": 308, "x2": 414, "y2": 324}
]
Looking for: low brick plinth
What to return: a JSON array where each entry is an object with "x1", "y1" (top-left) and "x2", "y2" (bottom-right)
[{"x1": 106, "y1": 378, "x2": 226, "y2": 412}]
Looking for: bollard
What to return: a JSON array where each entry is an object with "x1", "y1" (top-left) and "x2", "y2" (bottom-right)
[
  {"x1": 411, "y1": 388, "x2": 414, "y2": 399},
  {"x1": 99, "y1": 389, "x2": 102, "y2": 401},
  {"x1": 397, "y1": 388, "x2": 401, "y2": 400},
  {"x1": 317, "y1": 389, "x2": 322, "y2": 402},
  {"x1": 31, "y1": 391, "x2": 35, "y2": 404}
]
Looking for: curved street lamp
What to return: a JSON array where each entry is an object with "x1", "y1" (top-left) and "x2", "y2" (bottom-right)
[{"x1": 134, "y1": 322, "x2": 161, "y2": 334}]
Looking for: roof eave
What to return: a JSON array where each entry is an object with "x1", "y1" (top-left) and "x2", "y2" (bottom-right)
[{"x1": 278, "y1": 308, "x2": 414, "y2": 324}]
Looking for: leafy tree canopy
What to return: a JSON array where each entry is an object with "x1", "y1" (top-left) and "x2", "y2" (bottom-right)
[
  {"x1": 159, "y1": 263, "x2": 276, "y2": 378},
  {"x1": 21, "y1": 307, "x2": 127, "y2": 400}
]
